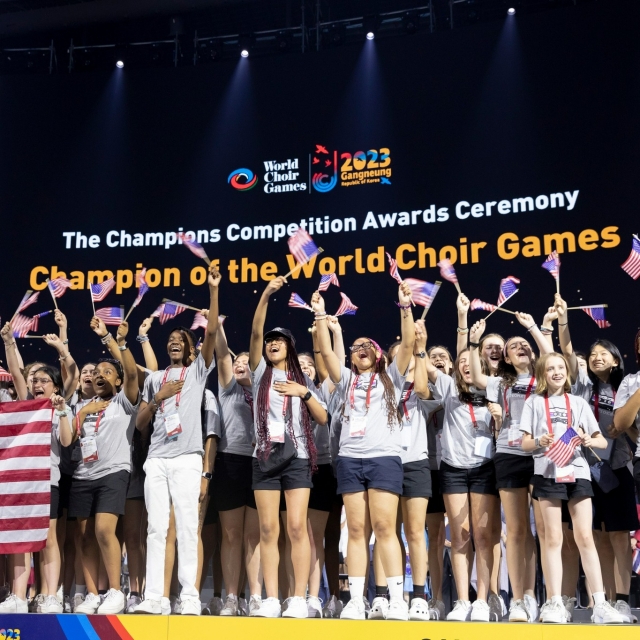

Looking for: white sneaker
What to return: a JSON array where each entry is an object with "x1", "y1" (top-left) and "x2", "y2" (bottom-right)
[
  {"x1": 322, "y1": 595, "x2": 343, "y2": 619},
  {"x1": 282, "y1": 596, "x2": 308, "y2": 619},
  {"x1": 471, "y1": 599, "x2": 490, "y2": 622},
  {"x1": 387, "y1": 597, "x2": 409, "y2": 621},
  {"x1": 524, "y1": 594, "x2": 539, "y2": 622},
  {"x1": 180, "y1": 598, "x2": 201, "y2": 616},
  {"x1": 206, "y1": 595, "x2": 224, "y2": 616},
  {"x1": 133, "y1": 598, "x2": 162, "y2": 615},
  {"x1": 488, "y1": 593, "x2": 503, "y2": 621},
  {"x1": 592, "y1": 600, "x2": 625, "y2": 624},
  {"x1": 428, "y1": 598, "x2": 445, "y2": 620},
  {"x1": 56, "y1": 585, "x2": 64, "y2": 604},
  {"x1": 72, "y1": 593, "x2": 85, "y2": 612},
  {"x1": 160, "y1": 597, "x2": 171, "y2": 615},
  {"x1": 369, "y1": 596, "x2": 389, "y2": 620},
  {"x1": 40, "y1": 594, "x2": 63, "y2": 614},
  {"x1": 126, "y1": 595, "x2": 142, "y2": 613},
  {"x1": 409, "y1": 597, "x2": 430, "y2": 621},
  {"x1": 220, "y1": 595, "x2": 238, "y2": 616},
  {"x1": 238, "y1": 597, "x2": 249, "y2": 616},
  {"x1": 562, "y1": 595, "x2": 577, "y2": 622},
  {"x1": 251, "y1": 596, "x2": 281, "y2": 618},
  {"x1": 340, "y1": 596, "x2": 365, "y2": 620},
  {"x1": 30, "y1": 593, "x2": 46, "y2": 612},
  {"x1": 75, "y1": 593, "x2": 101, "y2": 614},
  {"x1": 447, "y1": 599, "x2": 472, "y2": 621},
  {"x1": 307, "y1": 595, "x2": 323, "y2": 618},
  {"x1": 248, "y1": 595, "x2": 262, "y2": 616},
  {"x1": 98, "y1": 589, "x2": 125, "y2": 615},
  {"x1": 509, "y1": 599, "x2": 529, "y2": 622},
  {"x1": 170, "y1": 595, "x2": 182, "y2": 614},
  {"x1": 364, "y1": 598, "x2": 371, "y2": 618},
  {"x1": 542, "y1": 599, "x2": 566, "y2": 624},
  {"x1": 63, "y1": 595, "x2": 72, "y2": 613},
  {"x1": 0, "y1": 594, "x2": 28, "y2": 614},
  {"x1": 613, "y1": 600, "x2": 637, "y2": 623}
]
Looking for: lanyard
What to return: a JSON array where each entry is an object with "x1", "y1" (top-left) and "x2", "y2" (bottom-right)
[
  {"x1": 349, "y1": 373, "x2": 376, "y2": 414},
  {"x1": 160, "y1": 366, "x2": 187, "y2": 411},
  {"x1": 401, "y1": 382, "x2": 415, "y2": 420},
  {"x1": 75, "y1": 396, "x2": 107, "y2": 437},
  {"x1": 468, "y1": 402, "x2": 478, "y2": 429},
  {"x1": 592, "y1": 389, "x2": 616, "y2": 423},
  {"x1": 503, "y1": 377, "x2": 535, "y2": 417},
  {"x1": 242, "y1": 386, "x2": 254, "y2": 415},
  {"x1": 544, "y1": 393, "x2": 572, "y2": 434}
]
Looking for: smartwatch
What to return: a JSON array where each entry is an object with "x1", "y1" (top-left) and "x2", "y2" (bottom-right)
[
  {"x1": 415, "y1": 351, "x2": 426, "y2": 359},
  {"x1": 202, "y1": 472, "x2": 213, "y2": 480},
  {"x1": 302, "y1": 390, "x2": 313, "y2": 402}
]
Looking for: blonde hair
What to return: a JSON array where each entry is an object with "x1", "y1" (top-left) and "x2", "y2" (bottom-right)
[{"x1": 534, "y1": 352, "x2": 571, "y2": 395}]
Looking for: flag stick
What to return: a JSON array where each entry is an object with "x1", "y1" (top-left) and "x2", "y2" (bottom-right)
[
  {"x1": 577, "y1": 427, "x2": 601, "y2": 462},
  {"x1": 566, "y1": 304, "x2": 608, "y2": 310},
  {"x1": 556, "y1": 274, "x2": 560, "y2": 295},
  {"x1": 124, "y1": 300, "x2": 138, "y2": 322},
  {"x1": 161, "y1": 299, "x2": 203, "y2": 314},
  {"x1": 119, "y1": 306, "x2": 125, "y2": 325},
  {"x1": 10, "y1": 289, "x2": 32, "y2": 322},
  {"x1": 45, "y1": 280, "x2": 59, "y2": 310},
  {"x1": 420, "y1": 281, "x2": 442, "y2": 320},
  {"x1": 483, "y1": 289, "x2": 520, "y2": 321},
  {"x1": 89, "y1": 286, "x2": 96, "y2": 316},
  {"x1": 18, "y1": 335, "x2": 45, "y2": 339},
  {"x1": 283, "y1": 248, "x2": 324, "y2": 280},
  {"x1": 229, "y1": 348, "x2": 237, "y2": 359},
  {"x1": 454, "y1": 282, "x2": 462, "y2": 295}
]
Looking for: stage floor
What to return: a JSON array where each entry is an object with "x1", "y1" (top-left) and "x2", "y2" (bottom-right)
[{"x1": 0, "y1": 614, "x2": 639, "y2": 640}]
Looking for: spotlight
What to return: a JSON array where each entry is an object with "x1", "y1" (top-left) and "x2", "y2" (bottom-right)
[
  {"x1": 116, "y1": 60, "x2": 124, "y2": 68},
  {"x1": 240, "y1": 49, "x2": 249, "y2": 58},
  {"x1": 508, "y1": 7, "x2": 516, "y2": 15},
  {"x1": 363, "y1": 14, "x2": 378, "y2": 40},
  {"x1": 366, "y1": 32, "x2": 375, "y2": 40}
]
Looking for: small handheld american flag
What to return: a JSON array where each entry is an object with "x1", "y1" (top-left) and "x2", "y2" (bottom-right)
[
  {"x1": 95, "y1": 306, "x2": 124, "y2": 326},
  {"x1": 288, "y1": 293, "x2": 313, "y2": 312},
  {"x1": 16, "y1": 290, "x2": 39, "y2": 314},
  {"x1": 90, "y1": 277, "x2": 116, "y2": 302},
  {"x1": 288, "y1": 229, "x2": 320, "y2": 265},
  {"x1": 318, "y1": 273, "x2": 340, "y2": 291},
  {"x1": 404, "y1": 278, "x2": 439, "y2": 309},
  {"x1": 133, "y1": 269, "x2": 150, "y2": 306},
  {"x1": 497, "y1": 276, "x2": 520, "y2": 305},
  {"x1": 334, "y1": 292, "x2": 358, "y2": 317},
  {"x1": 621, "y1": 235, "x2": 640, "y2": 280},
  {"x1": 582, "y1": 306, "x2": 611, "y2": 329},
  {"x1": 191, "y1": 312, "x2": 208, "y2": 330},
  {"x1": 542, "y1": 250, "x2": 561, "y2": 281},
  {"x1": 152, "y1": 302, "x2": 187, "y2": 325},
  {"x1": 48, "y1": 277, "x2": 72, "y2": 299},
  {"x1": 470, "y1": 299, "x2": 497, "y2": 312},
  {"x1": 30, "y1": 311, "x2": 52, "y2": 333},
  {"x1": 0, "y1": 365, "x2": 12, "y2": 382},
  {"x1": 385, "y1": 252, "x2": 403, "y2": 285},
  {"x1": 545, "y1": 426, "x2": 581, "y2": 468},
  {"x1": 12, "y1": 314, "x2": 35, "y2": 338},
  {"x1": 180, "y1": 233, "x2": 211, "y2": 265},
  {"x1": 437, "y1": 258, "x2": 461, "y2": 294}
]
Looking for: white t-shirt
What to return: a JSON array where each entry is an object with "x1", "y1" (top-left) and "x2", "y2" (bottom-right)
[
  {"x1": 335, "y1": 361, "x2": 406, "y2": 459},
  {"x1": 613, "y1": 372, "x2": 640, "y2": 457},
  {"x1": 520, "y1": 393, "x2": 599, "y2": 480},
  {"x1": 431, "y1": 371, "x2": 494, "y2": 469},
  {"x1": 399, "y1": 381, "x2": 429, "y2": 465},
  {"x1": 218, "y1": 378, "x2": 254, "y2": 456}
]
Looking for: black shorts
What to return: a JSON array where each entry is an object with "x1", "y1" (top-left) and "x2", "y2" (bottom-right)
[
  {"x1": 252, "y1": 458, "x2": 313, "y2": 491},
  {"x1": 439, "y1": 460, "x2": 499, "y2": 496},
  {"x1": 426, "y1": 469, "x2": 445, "y2": 514},
  {"x1": 494, "y1": 453, "x2": 534, "y2": 490},
  {"x1": 212, "y1": 452, "x2": 256, "y2": 511},
  {"x1": 68, "y1": 470, "x2": 130, "y2": 518},
  {"x1": 308, "y1": 464, "x2": 338, "y2": 512},
  {"x1": 593, "y1": 466, "x2": 639, "y2": 532},
  {"x1": 59, "y1": 473, "x2": 72, "y2": 511},
  {"x1": 532, "y1": 476, "x2": 593, "y2": 501},
  {"x1": 402, "y1": 459, "x2": 432, "y2": 498},
  {"x1": 50, "y1": 485, "x2": 62, "y2": 520},
  {"x1": 336, "y1": 456, "x2": 403, "y2": 495},
  {"x1": 632, "y1": 458, "x2": 640, "y2": 500},
  {"x1": 203, "y1": 498, "x2": 219, "y2": 526}
]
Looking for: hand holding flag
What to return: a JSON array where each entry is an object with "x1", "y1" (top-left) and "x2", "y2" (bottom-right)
[
  {"x1": 497, "y1": 276, "x2": 520, "y2": 305},
  {"x1": 403, "y1": 278, "x2": 442, "y2": 319},
  {"x1": 318, "y1": 273, "x2": 340, "y2": 291},
  {"x1": 124, "y1": 268, "x2": 150, "y2": 321},
  {"x1": 541, "y1": 251, "x2": 561, "y2": 293},
  {"x1": 284, "y1": 229, "x2": 322, "y2": 279},
  {"x1": 46, "y1": 277, "x2": 72, "y2": 310}
]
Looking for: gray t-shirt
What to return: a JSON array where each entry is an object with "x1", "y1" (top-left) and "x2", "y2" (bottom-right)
[
  {"x1": 73, "y1": 389, "x2": 139, "y2": 481},
  {"x1": 218, "y1": 378, "x2": 254, "y2": 457},
  {"x1": 520, "y1": 393, "x2": 599, "y2": 481},
  {"x1": 422, "y1": 398, "x2": 443, "y2": 470},
  {"x1": 325, "y1": 380, "x2": 343, "y2": 473},
  {"x1": 313, "y1": 380, "x2": 333, "y2": 465},
  {"x1": 250, "y1": 358, "x2": 324, "y2": 460},
  {"x1": 60, "y1": 391, "x2": 82, "y2": 476},
  {"x1": 144, "y1": 353, "x2": 214, "y2": 459},
  {"x1": 432, "y1": 371, "x2": 494, "y2": 469},
  {"x1": 399, "y1": 382, "x2": 429, "y2": 465},
  {"x1": 204, "y1": 389, "x2": 221, "y2": 439},
  {"x1": 613, "y1": 372, "x2": 640, "y2": 457},
  {"x1": 50, "y1": 413, "x2": 61, "y2": 488},
  {"x1": 336, "y1": 361, "x2": 406, "y2": 459},
  {"x1": 486, "y1": 374, "x2": 536, "y2": 458}
]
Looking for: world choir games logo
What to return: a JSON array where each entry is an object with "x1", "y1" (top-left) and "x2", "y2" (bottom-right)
[{"x1": 227, "y1": 167, "x2": 258, "y2": 191}]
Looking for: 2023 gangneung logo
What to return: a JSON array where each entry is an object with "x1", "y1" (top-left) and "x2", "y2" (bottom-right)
[{"x1": 227, "y1": 168, "x2": 258, "y2": 191}]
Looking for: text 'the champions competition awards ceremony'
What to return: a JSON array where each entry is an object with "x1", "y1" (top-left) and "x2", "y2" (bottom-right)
[{"x1": 0, "y1": 0, "x2": 639, "y2": 638}]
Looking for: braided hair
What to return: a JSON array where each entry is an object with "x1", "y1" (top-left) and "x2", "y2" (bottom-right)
[{"x1": 256, "y1": 337, "x2": 317, "y2": 472}]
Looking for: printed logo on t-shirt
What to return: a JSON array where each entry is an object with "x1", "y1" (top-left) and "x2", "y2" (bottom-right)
[
  {"x1": 548, "y1": 406, "x2": 574, "y2": 426},
  {"x1": 354, "y1": 376, "x2": 379, "y2": 392},
  {"x1": 590, "y1": 393, "x2": 614, "y2": 415}
]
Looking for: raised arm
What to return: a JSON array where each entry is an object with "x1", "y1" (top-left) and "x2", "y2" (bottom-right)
[
  {"x1": 310, "y1": 325, "x2": 329, "y2": 384},
  {"x1": 55, "y1": 310, "x2": 69, "y2": 385},
  {"x1": 250, "y1": 276, "x2": 286, "y2": 371},
  {"x1": 311, "y1": 291, "x2": 342, "y2": 384},
  {"x1": 539, "y1": 306, "x2": 557, "y2": 353},
  {"x1": 456, "y1": 293, "x2": 470, "y2": 356},
  {"x1": 200, "y1": 265, "x2": 221, "y2": 369},
  {"x1": 469, "y1": 320, "x2": 489, "y2": 390},
  {"x1": 413, "y1": 320, "x2": 432, "y2": 400},
  {"x1": 554, "y1": 294, "x2": 579, "y2": 382},
  {"x1": 116, "y1": 322, "x2": 139, "y2": 404},
  {"x1": 327, "y1": 316, "x2": 346, "y2": 365},
  {"x1": 1, "y1": 322, "x2": 28, "y2": 400},
  {"x1": 215, "y1": 321, "x2": 234, "y2": 389},
  {"x1": 138, "y1": 316, "x2": 158, "y2": 372},
  {"x1": 515, "y1": 312, "x2": 553, "y2": 356},
  {"x1": 395, "y1": 281, "x2": 416, "y2": 375},
  {"x1": 43, "y1": 333, "x2": 78, "y2": 401}
]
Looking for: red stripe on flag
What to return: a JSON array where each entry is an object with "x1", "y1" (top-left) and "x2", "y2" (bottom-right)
[
  {"x1": 0, "y1": 516, "x2": 50, "y2": 531},
  {"x1": 0, "y1": 469, "x2": 51, "y2": 483},
  {"x1": 0, "y1": 420, "x2": 53, "y2": 437},
  {"x1": 0, "y1": 540, "x2": 47, "y2": 554},
  {"x1": 0, "y1": 444, "x2": 51, "y2": 460},
  {"x1": 0, "y1": 398, "x2": 52, "y2": 414},
  {"x1": 0, "y1": 492, "x2": 51, "y2": 507}
]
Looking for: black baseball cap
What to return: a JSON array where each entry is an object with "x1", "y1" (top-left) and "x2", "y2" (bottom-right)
[{"x1": 264, "y1": 327, "x2": 296, "y2": 346}]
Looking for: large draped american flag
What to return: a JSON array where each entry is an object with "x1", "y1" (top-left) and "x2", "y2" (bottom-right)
[{"x1": 0, "y1": 398, "x2": 52, "y2": 553}]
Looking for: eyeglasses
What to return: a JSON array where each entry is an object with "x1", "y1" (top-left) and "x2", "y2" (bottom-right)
[
  {"x1": 265, "y1": 337, "x2": 285, "y2": 345},
  {"x1": 31, "y1": 378, "x2": 53, "y2": 385},
  {"x1": 350, "y1": 341, "x2": 373, "y2": 353}
]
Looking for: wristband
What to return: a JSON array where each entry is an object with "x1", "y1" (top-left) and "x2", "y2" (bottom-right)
[
  {"x1": 558, "y1": 322, "x2": 568, "y2": 326},
  {"x1": 59, "y1": 353, "x2": 70, "y2": 361},
  {"x1": 315, "y1": 314, "x2": 327, "y2": 320},
  {"x1": 100, "y1": 334, "x2": 113, "y2": 344},
  {"x1": 456, "y1": 327, "x2": 469, "y2": 334},
  {"x1": 118, "y1": 343, "x2": 128, "y2": 351},
  {"x1": 136, "y1": 335, "x2": 150, "y2": 343},
  {"x1": 62, "y1": 340, "x2": 69, "y2": 345},
  {"x1": 535, "y1": 437, "x2": 540, "y2": 448},
  {"x1": 469, "y1": 341, "x2": 479, "y2": 349},
  {"x1": 55, "y1": 409, "x2": 69, "y2": 417},
  {"x1": 540, "y1": 326, "x2": 554, "y2": 333},
  {"x1": 395, "y1": 302, "x2": 411, "y2": 309},
  {"x1": 526, "y1": 324, "x2": 538, "y2": 332}
]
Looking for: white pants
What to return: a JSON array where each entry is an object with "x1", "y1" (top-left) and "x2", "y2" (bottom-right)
[{"x1": 143, "y1": 454, "x2": 202, "y2": 601}]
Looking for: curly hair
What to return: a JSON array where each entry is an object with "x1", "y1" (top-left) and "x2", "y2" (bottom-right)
[{"x1": 256, "y1": 338, "x2": 317, "y2": 472}]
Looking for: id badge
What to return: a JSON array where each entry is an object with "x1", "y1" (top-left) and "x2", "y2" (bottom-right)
[
  {"x1": 349, "y1": 416, "x2": 367, "y2": 437},
  {"x1": 474, "y1": 432, "x2": 492, "y2": 459},
  {"x1": 401, "y1": 421, "x2": 412, "y2": 449},
  {"x1": 555, "y1": 465, "x2": 575, "y2": 483},
  {"x1": 508, "y1": 421, "x2": 523, "y2": 448},
  {"x1": 80, "y1": 436, "x2": 99, "y2": 464},
  {"x1": 164, "y1": 412, "x2": 183, "y2": 439},
  {"x1": 269, "y1": 420, "x2": 285, "y2": 443}
]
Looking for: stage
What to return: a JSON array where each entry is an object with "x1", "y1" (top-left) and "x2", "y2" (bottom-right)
[{"x1": 0, "y1": 614, "x2": 639, "y2": 640}]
